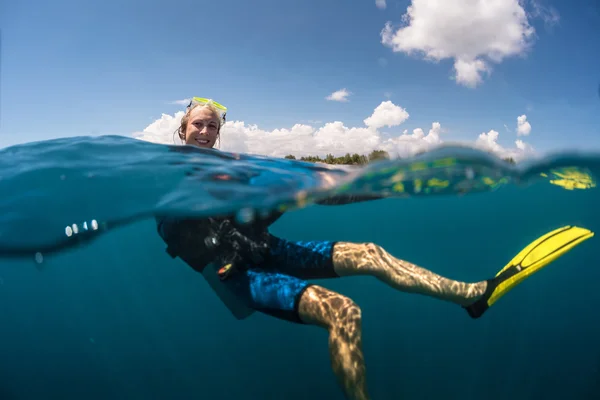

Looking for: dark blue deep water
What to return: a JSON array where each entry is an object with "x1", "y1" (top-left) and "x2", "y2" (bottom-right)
[{"x1": 1, "y1": 136, "x2": 599, "y2": 399}]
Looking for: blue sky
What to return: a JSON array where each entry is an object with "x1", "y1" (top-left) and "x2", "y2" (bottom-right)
[{"x1": 1, "y1": 0, "x2": 599, "y2": 159}]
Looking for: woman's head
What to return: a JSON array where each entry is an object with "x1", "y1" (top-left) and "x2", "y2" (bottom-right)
[{"x1": 175, "y1": 100, "x2": 226, "y2": 148}]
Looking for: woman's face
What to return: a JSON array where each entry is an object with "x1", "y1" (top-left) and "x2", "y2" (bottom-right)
[{"x1": 184, "y1": 106, "x2": 220, "y2": 148}]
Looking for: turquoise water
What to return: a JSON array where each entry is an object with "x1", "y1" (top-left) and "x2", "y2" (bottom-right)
[{"x1": 1, "y1": 136, "x2": 599, "y2": 399}]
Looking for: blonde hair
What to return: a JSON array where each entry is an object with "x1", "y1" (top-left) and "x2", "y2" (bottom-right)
[{"x1": 174, "y1": 103, "x2": 226, "y2": 146}]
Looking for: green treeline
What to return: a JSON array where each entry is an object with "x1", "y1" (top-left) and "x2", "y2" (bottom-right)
[
  {"x1": 284, "y1": 150, "x2": 516, "y2": 165},
  {"x1": 284, "y1": 150, "x2": 390, "y2": 165}
]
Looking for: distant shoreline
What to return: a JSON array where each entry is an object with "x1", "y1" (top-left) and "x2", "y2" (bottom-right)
[{"x1": 283, "y1": 150, "x2": 516, "y2": 165}]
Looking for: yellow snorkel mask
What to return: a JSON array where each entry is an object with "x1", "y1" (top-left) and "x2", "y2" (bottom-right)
[{"x1": 188, "y1": 97, "x2": 228, "y2": 124}]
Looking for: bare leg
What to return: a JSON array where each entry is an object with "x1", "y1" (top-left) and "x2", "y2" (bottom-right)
[
  {"x1": 332, "y1": 242, "x2": 487, "y2": 306},
  {"x1": 298, "y1": 285, "x2": 370, "y2": 400}
]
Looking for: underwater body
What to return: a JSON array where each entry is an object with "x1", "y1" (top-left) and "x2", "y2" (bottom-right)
[{"x1": 0, "y1": 135, "x2": 599, "y2": 399}]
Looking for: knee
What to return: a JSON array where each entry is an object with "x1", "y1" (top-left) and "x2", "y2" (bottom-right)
[
  {"x1": 298, "y1": 286, "x2": 362, "y2": 328},
  {"x1": 329, "y1": 295, "x2": 362, "y2": 341},
  {"x1": 361, "y1": 242, "x2": 381, "y2": 255},
  {"x1": 330, "y1": 294, "x2": 362, "y2": 325},
  {"x1": 356, "y1": 242, "x2": 384, "y2": 264}
]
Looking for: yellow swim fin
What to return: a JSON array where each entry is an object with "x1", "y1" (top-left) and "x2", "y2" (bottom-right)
[{"x1": 465, "y1": 225, "x2": 594, "y2": 319}]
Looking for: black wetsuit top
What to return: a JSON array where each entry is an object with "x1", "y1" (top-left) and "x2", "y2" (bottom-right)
[{"x1": 156, "y1": 193, "x2": 384, "y2": 273}]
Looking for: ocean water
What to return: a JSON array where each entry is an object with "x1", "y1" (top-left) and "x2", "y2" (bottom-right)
[{"x1": 1, "y1": 135, "x2": 599, "y2": 400}]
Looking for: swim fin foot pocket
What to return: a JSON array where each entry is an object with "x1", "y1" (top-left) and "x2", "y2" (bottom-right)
[{"x1": 464, "y1": 225, "x2": 594, "y2": 319}]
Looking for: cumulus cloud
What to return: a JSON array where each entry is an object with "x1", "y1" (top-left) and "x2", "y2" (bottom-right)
[
  {"x1": 326, "y1": 89, "x2": 351, "y2": 102},
  {"x1": 376, "y1": 0, "x2": 387, "y2": 10},
  {"x1": 133, "y1": 101, "x2": 534, "y2": 162},
  {"x1": 169, "y1": 99, "x2": 191, "y2": 106},
  {"x1": 380, "y1": 0, "x2": 538, "y2": 88},
  {"x1": 475, "y1": 129, "x2": 535, "y2": 161},
  {"x1": 517, "y1": 114, "x2": 532, "y2": 136},
  {"x1": 133, "y1": 111, "x2": 184, "y2": 144},
  {"x1": 379, "y1": 122, "x2": 443, "y2": 157},
  {"x1": 364, "y1": 101, "x2": 409, "y2": 129},
  {"x1": 475, "y1": 130, "x2": 504, "y2": 154},
  {"x1": 453, "y1": 59, "x2": 491, "y2": 88}
]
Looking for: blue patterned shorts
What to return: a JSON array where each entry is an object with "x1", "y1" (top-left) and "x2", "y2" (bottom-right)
[{"x1": 221, "y1": 235, "x2": 338, "y2": 323}]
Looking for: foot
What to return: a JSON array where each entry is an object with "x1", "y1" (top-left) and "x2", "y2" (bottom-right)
[{"x1": 464, "y1": 225, "x2": 594, "y2": 319}]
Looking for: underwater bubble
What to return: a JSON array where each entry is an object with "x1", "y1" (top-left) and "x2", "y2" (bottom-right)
[
  {"x1": 465, "y1": 167, "x2": 475, "y2": 180},
  {"x1": 236, "y1": 208, "x2": 255, "y2": 224}
]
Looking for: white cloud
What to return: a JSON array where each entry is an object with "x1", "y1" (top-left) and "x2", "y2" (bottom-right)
[
  {"x1": 381, "y1": 0, "x2": 537, "y2": 88},
  {"x1": 376, "y1": 0, "x2": 387, "y2": 10},
  {"x1": 378, "y1": 122, "x2": 443, "y2": 157},
  {"x1": 475, "y1": 130, "x2": 503, "y2": 154},
  {"x1": 516, "y1": 139, "x2": 534, "y2": 153},
  {"x1": 475, "y1": 129, "x2": 535, "y2": 161},
  {"x1": 529, "y1": 0, "x2": 560, "y2": 28},
  {"x1": 133, "y1": 101, "x2": 534, "y2": 162},
  {"x1": 169, "y1": 99, "x2": 191, "y2": 106},
  {"x1": 517, "y1": 114, "x2": 532, "y2": 136},
  {"x1": 363, "y1": 100, "x2": 409, "y2": 129},
  {"x1": 134, "y1": 111, "x2": 184, "y2": 144},
  {"x1": 326, "y1": 89, "x2": 351, "y2": 102},
  {"x1": 205, "y1": 121, "x2": 382, "y2": 159},
  {"x1": 454, "y1": 59, "x2": 490, "y2": 88}
]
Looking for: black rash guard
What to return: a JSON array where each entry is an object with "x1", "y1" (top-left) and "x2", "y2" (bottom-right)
[{"x1": 155, "y1": 193, "x2": 385, "y2": 272}]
